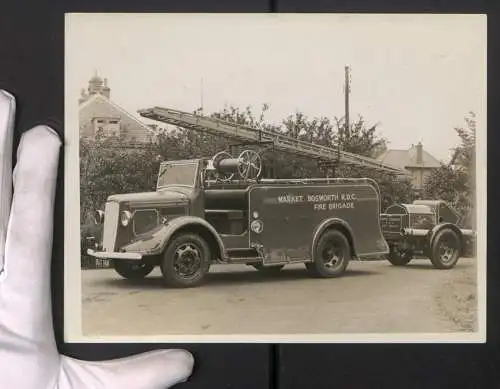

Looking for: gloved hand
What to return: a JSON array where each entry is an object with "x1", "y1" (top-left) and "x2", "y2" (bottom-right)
[{"x1": 0, "y1": 89, "x2": 194, "y2": 389}]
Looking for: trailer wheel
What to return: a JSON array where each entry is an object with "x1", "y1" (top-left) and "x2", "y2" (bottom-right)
[
  {"x1": 430, "y1": 228, "x2": 461, "y2": 269},
  {"x1": 161, "y1": 233, "x2": 211, "y2": 288},
  {"x1": 387, "y1": 244, "x2": 413, "y2": 266},
  {"x1": 306, "y1": 229, "x2": 350, "y2": 278},
  {"x1": 114, "y1": 261, "x2": 155, "y2": 280},
  {"x1": 252, "y1": 264, "x2": 284, "y2": 274}
]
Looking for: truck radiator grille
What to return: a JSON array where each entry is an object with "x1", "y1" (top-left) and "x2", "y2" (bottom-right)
[{"x1": 102, "y1": 201, "x2": 119, "y2": 252}]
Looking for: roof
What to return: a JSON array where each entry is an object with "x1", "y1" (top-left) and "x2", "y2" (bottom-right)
[
  {"x1": 79, "y1": 93, "x2": 156, "y2": 136},
  {"x1": 376, "y1": 144, "x2": 442, "y2": 170},
  {"x1": 402, "y1": 204, "x2": 434, "y2": 214},
  {"x1": 386, "y1": 203, "x2": 434, "y2": 215},
  {"x1": 412, "y1": 199, "x2": 446, "y2": 207}
]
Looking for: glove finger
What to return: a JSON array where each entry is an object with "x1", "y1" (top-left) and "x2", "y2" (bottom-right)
[
  {"x1": 0, "y1": 90, "x2": 15, "y2": 276},
  {"x1": 60, "y1": 349, "x2": 194, "y2": 389},
  {"x1": 2, "y1": 125, "x2": 61, "y2": 341}
]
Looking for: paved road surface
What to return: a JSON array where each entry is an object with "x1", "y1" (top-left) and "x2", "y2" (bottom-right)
[{"x1": 82, "y1": 257, "x2": 477, "y2": 336}]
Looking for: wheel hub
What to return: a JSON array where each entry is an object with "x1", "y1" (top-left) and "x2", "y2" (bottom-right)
[
  {"x1": 323, "y1": 244, "x2": 342, "y2": 268},
  {"x1": 439, "y1": 242, "x2": 456, "y2": 263},
  {"x1": 392, "y1": 245, "x2": 411, "y2": 259},
  {"x1": 174, "y1": 244, "x2": 202, "y2": 277}
]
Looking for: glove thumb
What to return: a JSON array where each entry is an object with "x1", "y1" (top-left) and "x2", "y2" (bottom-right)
[{"x1": 59, "y1": 349, "x2": 194, "y2": 389}]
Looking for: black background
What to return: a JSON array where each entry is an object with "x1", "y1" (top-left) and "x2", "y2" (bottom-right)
[{"x1": 1, "y1": 1, "x2": 498, "y2": 388}]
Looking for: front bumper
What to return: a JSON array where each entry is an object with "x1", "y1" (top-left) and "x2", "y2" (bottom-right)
[{"x1": 87, "y1": 248, "x2": 143, "y2": 260}]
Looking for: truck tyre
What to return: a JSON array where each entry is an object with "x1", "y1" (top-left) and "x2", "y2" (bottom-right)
[
  {"x1": 306, "y1": 229, "x2": 350, "y2": 278},
  {"x1": 161, "y1": 233, "x2": 211, "y2": 288},
  {"x1": 430, "y1": 228, "x2": 461, "y2": 269},
  {"x1": 252, "y1": 264, "x2": 284, "y2": 274},
  {"x1": 114, "y1": 261, "x2": 155, "y2": 280},
  {"x1": 387, "y1": 245, "x2": 413, "y2": 266}
]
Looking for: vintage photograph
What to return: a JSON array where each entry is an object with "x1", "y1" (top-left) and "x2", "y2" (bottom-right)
[{"x1": 64, "y1": 13, "x2": 486, "y2": 342}]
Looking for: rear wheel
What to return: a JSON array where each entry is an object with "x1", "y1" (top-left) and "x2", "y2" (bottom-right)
[
  {"x1": 430, "y1": 228, "x2": 461, "y2": 269},
  {"x1": 114, "y1": 261, "x2": 155, "y2": 280},
  {"x1": 306, "y1": 229, "x2": 351, "y2": 278},
  {"x1": 161, "y1": 233, "x2": 211, "y2": 288}
]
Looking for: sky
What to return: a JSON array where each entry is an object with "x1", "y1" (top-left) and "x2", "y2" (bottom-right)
[{"x1": 65, "y1": 13, "x2": 486, "y2": 163}]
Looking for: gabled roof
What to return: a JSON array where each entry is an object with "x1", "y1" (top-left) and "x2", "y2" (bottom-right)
[
  {"x1": 79, "y1": 93, "x2": 157, "y2": 136},
  {"x1": 376, "y1": 144, "x2": 442, "y2": 170}
]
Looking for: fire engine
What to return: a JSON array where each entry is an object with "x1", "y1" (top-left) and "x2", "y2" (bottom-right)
[
  {"x1": 87, "y1": 106, "x2": 409, "y2": 288},
  {"x1": 380, "y1": 200, "x2": 476, "y2": 269}
]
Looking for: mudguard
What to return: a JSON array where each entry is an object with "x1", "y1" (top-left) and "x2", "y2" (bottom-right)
[
  {"x1": 428, "y1": 222, "x2": 463, "y2": 252},
  {"x1": 311, "y1": 217, "x2": 390, "y2": 259},
  {"x1": 121, "y1": 216, "x2": 225, "y2": 258},
  {"x1": 311, "y1": 218, "x2": 357, "y2": 257}
]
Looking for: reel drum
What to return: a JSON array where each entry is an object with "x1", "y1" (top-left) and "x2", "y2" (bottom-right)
[
  {"x1": 210, "y1": 151, "x2": 235, "y2": 182},
  {"x1": 209, "y1": 149, "x2": 263, "y2": 182}
]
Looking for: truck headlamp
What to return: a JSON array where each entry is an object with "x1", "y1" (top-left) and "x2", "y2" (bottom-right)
[{"x1": 120, "y1": 210, "x2": 133, "y2": 227}]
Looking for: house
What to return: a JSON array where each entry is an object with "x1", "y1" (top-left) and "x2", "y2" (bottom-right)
[
  {"x1": 376, "y1": 142, "x2": 442, "y2": 191},
  {"x1": 79, "y1": 72, "x2": 157, "y2": 146}
]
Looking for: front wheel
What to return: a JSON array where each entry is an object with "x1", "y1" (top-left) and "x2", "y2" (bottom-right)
[
  {"x1": 306, "y1": 229, "x2": 351, "y2": 278},
  {"x1": 114, "y1": 261, "x2": 155, "y2": 280},
  {"x1": 161, "y1": 233, "x2": 211, "y2": 288},
  {"x1": 430, "y1": 228, "x2": 461, "y2": 269},
  {"x1": 387, "y1": 244, "x2": 413, "y2": 266}
]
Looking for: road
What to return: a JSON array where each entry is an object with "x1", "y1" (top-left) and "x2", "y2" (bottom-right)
[{"x1": 82, "y1": 257, "x2": 478, "y2": 337}]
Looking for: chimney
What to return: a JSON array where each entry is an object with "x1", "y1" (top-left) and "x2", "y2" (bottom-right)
[
  {"x1": 102, "y1": 78, "x2": 111, "y2": 99},
  {"x1": 416, "y1": 142, "x2": 423, "y2": 165}
]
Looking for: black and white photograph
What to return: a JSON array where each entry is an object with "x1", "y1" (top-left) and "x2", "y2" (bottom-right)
[{"x1": 64, "y1": 13, "x2": 486, "y2": 342}]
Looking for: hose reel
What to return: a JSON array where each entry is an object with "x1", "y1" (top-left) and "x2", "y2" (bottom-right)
[{"x1": 208, "y1": 149, "x2": 263, "y2": 182}]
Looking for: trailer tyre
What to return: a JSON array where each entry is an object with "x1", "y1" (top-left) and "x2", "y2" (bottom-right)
[
  {"x1": 430, "y1": 228, "x2": 461, "y2": 269},
  {"x1": 114, "y1": 261, "x2": 155, "y2": 280},
  {"x1": 387, "y1": 245, "x2": 413, "y2": 266},
  {"x1": 252, "y1": 264, "x2": 284, "y2": 274},
  {"x1": 307, "y1": 229, "x2": 350, "y2": 278},
  {"x1": 161, "y1": 233, "x2": 211, "y2": 288}
]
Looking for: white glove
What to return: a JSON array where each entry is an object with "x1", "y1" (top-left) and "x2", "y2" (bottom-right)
[{"x1": 0, "y1": 89, "x2": 194, "y2": 389}]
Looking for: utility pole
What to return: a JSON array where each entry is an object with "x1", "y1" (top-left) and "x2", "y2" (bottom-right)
[
  {"x1": 337, "y1": 65, "x2": 351, "y2": 170},
  {"x1": 344, "y1": 65, "x2": 350, "y2": 138},
  {"x1": 200, "y1": 77, "x2": 204, "y2": 114}
]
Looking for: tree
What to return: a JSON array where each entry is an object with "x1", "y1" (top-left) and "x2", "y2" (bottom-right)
[
  {"x1": 377, "y1": 174, "x2": 416, "y2": 210},
  {"x1": 424, "y1": 112, "x2": 477, "y2": 227},
  {"x1": 424, "y1": 163, "x2": 468, "y2": 203},
  {"x1": 334, "y1": 115, "x2": 388, "y2": 157},
  {"x1": 79, "y1": 134, "x2": 161, "y2": 224}
]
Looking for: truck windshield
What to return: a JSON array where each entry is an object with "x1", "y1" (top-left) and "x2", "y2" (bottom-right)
[{"x1": 156, "y1": 162, "x2": 197, "y2": 188}]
